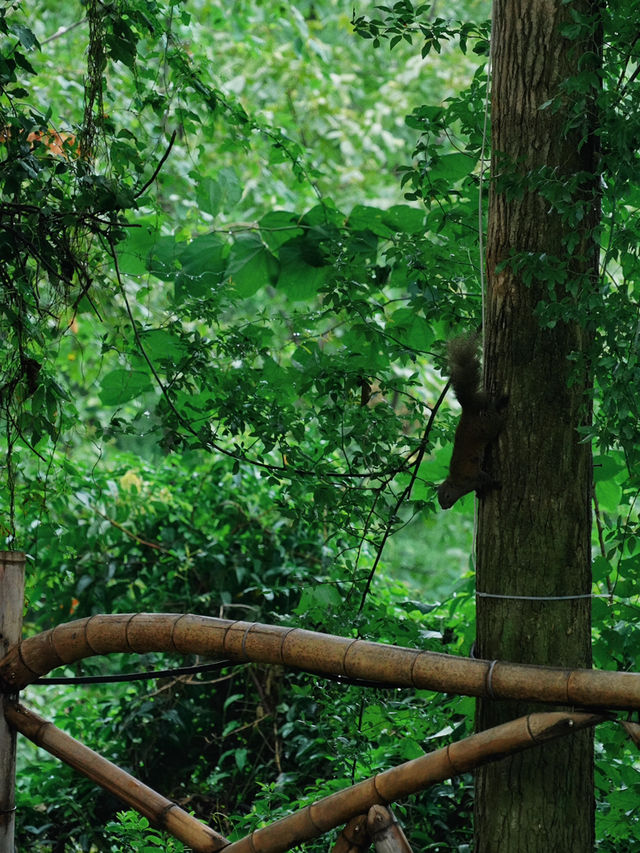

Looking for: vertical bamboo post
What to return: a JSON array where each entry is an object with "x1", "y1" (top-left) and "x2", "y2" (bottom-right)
[{"x1": 0, "y1": 551, "x2": 25, "y2": 853}]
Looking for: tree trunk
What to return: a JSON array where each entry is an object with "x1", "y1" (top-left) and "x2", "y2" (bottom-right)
[{"x1": 475, "y1": 1, "x2": 600, "y2": 851}]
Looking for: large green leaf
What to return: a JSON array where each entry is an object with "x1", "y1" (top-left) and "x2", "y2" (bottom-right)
[
  {"x1": 195, "y1": 168, "x2": 242, "y2": 216},
  {"x1": 259, "y1": 210, "x2": 304, "y2": 251},
  {"x1": 227, "y1": 233, "x2": 279, "y2": 297},
  {"x1": 146, "y1": 234, "x2": 181, "y2": 282},
  {"x1": 429, "y1": 152, "x2": 477, "y2": 184},
  {"x1": 347, "y1": 204, "x2": 393, "y2": 238},
  {"x1": 175, "y1": 233, "x2": 228, "y2": 300},
  {"x1": 98, "y1": 369, "x2": 153, "y2": 405},
  {"x1": 276, "y1": 235, "x2": 329, "y2": 301},
  {"x1": 139, "y1": 329, "x2": 188, "y2": 365},
  {"x1": 382, "y1": 204, "x2": 426, "y2": 234},
  {"x1": 116, "y1": 222, "x2": 162, "y2": 276},
  {"x1": 389, "y1": 307, "x2": 434, "y2": 351}
]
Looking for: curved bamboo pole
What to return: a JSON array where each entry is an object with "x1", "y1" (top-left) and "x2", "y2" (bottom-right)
[
  {"x1": 221, "y1": 711, "x2": 602, "y2": 853},
  {"x1": 5, "y1": 702, "x2": 228, "y2": 853},
  {"x1": 0, "y1": 613, "x2": 639, "y2": 709}
]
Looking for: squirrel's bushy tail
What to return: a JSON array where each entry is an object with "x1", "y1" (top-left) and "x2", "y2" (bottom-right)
[{"x1": 446, "y1": 334, "x2": 482, "y2": 411}]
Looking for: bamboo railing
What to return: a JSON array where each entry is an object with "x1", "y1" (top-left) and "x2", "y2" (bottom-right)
[
  {"x1": 1, "y1": 612, "x2": 640, "y2": 709},
  {"x1": 4, "y1": 702, "x2": 228, "y2": 852},
  {"x1": 5, "y1": 699, "x2": 602, "y2": 853},
  {"x1": 218, "y1": 711, "x2": 602, "y2": 853},
  {"x1": 2, "y1": 612, "x2": 637, "y2": 852}
]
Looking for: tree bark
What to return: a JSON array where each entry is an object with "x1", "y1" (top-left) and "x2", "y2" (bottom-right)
[{"x1": 475, "y1": 1, "x2": 600, "y2": 851}]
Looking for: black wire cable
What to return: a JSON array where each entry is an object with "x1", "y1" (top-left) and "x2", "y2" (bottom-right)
[
  {"x1": 34, "y1": 659, "x2": 232, "y2": 685},
  {"x1": 32, "y1": 661, "x2": 388, "y2": 690}
]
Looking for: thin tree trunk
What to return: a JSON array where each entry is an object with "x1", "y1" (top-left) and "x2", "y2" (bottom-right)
[{"x1": 475, "y1": 1, "x2": 601, "y2": 850}]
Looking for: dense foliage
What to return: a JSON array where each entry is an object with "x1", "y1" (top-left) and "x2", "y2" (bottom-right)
[{"x1": 1, "y1": 0, "x2": 640, "y2": 850}]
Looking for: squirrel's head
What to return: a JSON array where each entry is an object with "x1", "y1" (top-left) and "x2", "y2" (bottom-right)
[{"x1": 437, "y1": 479, "x2": 468, "y2": 510}]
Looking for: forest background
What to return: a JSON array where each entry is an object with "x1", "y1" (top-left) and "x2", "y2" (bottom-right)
[{"x1": 1, "y1": 0, "x2": 639, "y2": 850}]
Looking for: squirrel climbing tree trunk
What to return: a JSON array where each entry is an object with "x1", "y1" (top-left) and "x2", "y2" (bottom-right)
[{"x1": 475, "y1": 2, "x2": 600, "y2": 851}]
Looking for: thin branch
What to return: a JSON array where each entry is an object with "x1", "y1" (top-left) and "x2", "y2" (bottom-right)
[
  {"x1": 40, "y1": 19, "x2": 87, "y2": 46},
  {"x1": 134, "y1": 130, "x2": 178, "y2": 199},
  {"x1": 592, "y1": 487, "x2": 613, "y2": 596},
  {"x1": 356, "y1": 378, "x2": 451, "y2": 615},
  {"x1": 91, "y1": 505, "x2": 172, "y2": 553}
]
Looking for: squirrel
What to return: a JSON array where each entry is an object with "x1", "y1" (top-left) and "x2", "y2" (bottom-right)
[{"x1": 437, "y1": 335, "x2": 507, "y2": 509}]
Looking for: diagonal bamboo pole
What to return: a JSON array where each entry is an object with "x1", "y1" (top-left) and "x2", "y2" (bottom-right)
[
  {"x1": 4, "y1": 702, "x2": 229, "y2": 852},
  {"x1": 220, "y1": 711, "x2": 603, "y2": 853},
  {"x1": 1, "y1": 613, "x2": 639, "y2": 709}
]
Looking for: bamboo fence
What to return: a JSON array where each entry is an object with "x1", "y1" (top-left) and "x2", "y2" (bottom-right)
[
  {"x1": 217, "y1": 711, "x2": 602, "y2": 853},
  {"x1": 2, "y1": 612, "x2": 638, "y2": 851},
  {"x1": 5, "y1": 700, "x2": 601, "y2": 853},
  {"x1": 5, "y1": 702, "x2": 228, "y2": 851},
  {"x1": 1, "y1": 612, "x2": 640, "y2": 709}
]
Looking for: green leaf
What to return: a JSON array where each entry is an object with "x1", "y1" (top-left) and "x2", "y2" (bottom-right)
[
  {"x1": 10, "y1": 23, "x2": 39, "y2": 50},
  {"x1": 98, "y1": 369, "x2": 153, "y2": 405},
  {"x1": 594, "y1": 478, "x2": 622, "y2": 514},
  {"x1": 12, "y1": 50, "x2": 36, "y2": 75},
  {"x1": 175, "y1": 233, "x2": 228, "y2": 300},
  {"x1": 259, "y1": 210, "x2": 304, "y2": 251},
  {"x1": 592, "y1": 555, "x2": 612, "y2": 583},
  {"x1": 195, "y1": 168, "x2": 242, "y2": 216},
  {"x1": 348, "y1": 204, "x2": 394, "y2": 238},
  {"x1": 276, "y1": 236, "x2": 329, "y2": 301},
  {"x1": 295, "y1": 585, "x2": 343, "y2": 617},
  {"x1": 405, "y1": 104, "x2": 445, "y2": 130},
  {"x1": 300, "y1": 202, "x2": 345, "y2": 228},
  {"x1": 235, "y1": 748, "x2": 248, "y2": 770},
  {"x1": 107, "y1": 18, "x2": 138, "y2": 68},
  {"x1": 117, "y1": 223, "x2": 162, "y2": 276},
  {"x1": 139, "y1": 329, "x2": 188, "y2": 365},
  {"x1": 146, "y1": 234, "x2": 181, "y2": 282},
  {"x1": 381, "y1": 204, "x2": 426, "y2": 234},
  {"x1": 593, "y1": 452, "x2": 624, "y2": 482},
  {"x1": 227, "y1": 233, "x2": 278, "y2": 297},
  {"x1": 262, "y1": 357, "x2": 297, "y2": 396},
  {"x1": 429, "y1": 152, "x2": 477, "y2": 184},
  {"x1": 389, "y1": 307, "x2": 434, "y2": 350}
]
